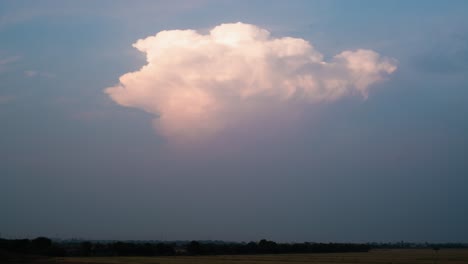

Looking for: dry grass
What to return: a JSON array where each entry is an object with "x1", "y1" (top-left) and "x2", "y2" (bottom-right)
[{"x1": 56, "y1": 249, "x2": 468, "y2": 264}]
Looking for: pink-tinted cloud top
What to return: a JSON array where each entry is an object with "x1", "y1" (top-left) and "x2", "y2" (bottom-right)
[{"x1": 105, "y1": 22, "x2": 397, "y2": 142}]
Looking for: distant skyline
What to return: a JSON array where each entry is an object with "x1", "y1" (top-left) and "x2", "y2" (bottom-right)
[{"x1": 1, "y1": 0, "x2": 468, "y2": 242}]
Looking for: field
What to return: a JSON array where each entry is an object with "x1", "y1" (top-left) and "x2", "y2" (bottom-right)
[{"x1": 57, "y1": 249, "x2": 468, "y2": 264}]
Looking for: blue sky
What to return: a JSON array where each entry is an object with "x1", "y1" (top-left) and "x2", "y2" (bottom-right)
[{"x1": 1, "y1": 1, "x2": 467, "y2": 242}]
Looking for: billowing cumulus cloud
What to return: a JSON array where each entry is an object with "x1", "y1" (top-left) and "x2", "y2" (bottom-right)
[{"x1": 105, "y1": 22, "x2": 396, "y2": 142}]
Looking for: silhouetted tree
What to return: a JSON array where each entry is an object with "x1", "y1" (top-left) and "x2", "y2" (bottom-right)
[
  {"x1": 80, "y1": 241, "x2": 92, "y2": 256},
  {"x1": 31, "y1": 237, "x2": 52, "y2": 250},
  {"x1": 187, "y1": 241, "x2": 202, "y2": 255}
]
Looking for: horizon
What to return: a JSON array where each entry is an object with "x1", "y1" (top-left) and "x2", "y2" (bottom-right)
[{"x1": 3, "y1": 236, "x2": 468, "y2": 246}]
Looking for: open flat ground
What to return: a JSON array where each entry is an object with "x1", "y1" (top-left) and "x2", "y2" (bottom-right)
[{"x1": 56, "y1": 249, "x2": 468, "y2": 264}]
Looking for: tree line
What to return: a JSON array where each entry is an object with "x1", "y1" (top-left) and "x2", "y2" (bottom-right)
[
  {"x1": 2, "y1": 237, "x2": 466, "y2": 257},
  {"x1": 0, "y1": 237, "x2": 65, "y2": 256},
  {"x1": 0, "y1": 237, "x2": 370, "y2": 257}
]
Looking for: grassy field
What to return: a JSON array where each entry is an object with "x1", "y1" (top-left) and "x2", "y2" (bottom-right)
[{"x1": 57, "y1": 249, "x2": 468, "y2": 264}]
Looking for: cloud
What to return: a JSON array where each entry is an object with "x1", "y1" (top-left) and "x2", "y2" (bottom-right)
[
  {"x1": 105, "y1": 22, "x2": 396, "y2": 143},
  {"x1": 72, "y1": 110, "x2": 109, "y2": 121},
  {"x1": 0, "y1": 95, "x2": 14, "y2": 104},
  {"x1": 24, "y1": 70, "x2": 56, "y2": 78},
  {"x1": 412, "y1": 30, "x2": 468, "y2": 75},
  {"x1": 0, "y1": 56, "x2": 20, "y2": 72},
  {"x1": 24, "y1": 70, "x2": 38, "y2": 77}
]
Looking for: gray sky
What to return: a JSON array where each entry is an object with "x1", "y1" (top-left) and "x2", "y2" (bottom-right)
[{"x1": 1, "y1": 0, "x2": 467, "y2": 242}]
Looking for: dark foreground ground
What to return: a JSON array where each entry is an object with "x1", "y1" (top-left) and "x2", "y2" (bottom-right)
[{"x1": 3, "y1": 249, "x2": 468, "y2": 264}]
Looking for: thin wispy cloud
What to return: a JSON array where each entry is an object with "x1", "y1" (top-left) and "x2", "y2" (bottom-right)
[
  {"x1": 0, "y1": 95, "x2": 14, "y2": 104},
  {"x1": 24, "y1": 70, "x2": 56, "y2": 78},
  {"x1": 72, "y1": 110, "x2": 109, "y2": 121},
  {"x1": 0, "y1": 55, "x2": 20, "y2": 72}
]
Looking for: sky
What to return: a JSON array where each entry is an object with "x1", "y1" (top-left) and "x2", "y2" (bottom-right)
[{"x1": 1, "y1": 0, "x2": 467, "y2": 242}]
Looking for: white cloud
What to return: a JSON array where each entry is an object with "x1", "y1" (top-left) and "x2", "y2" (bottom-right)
[{"x1": 105, "y1": 22, "x2": 397, "y2": 142}]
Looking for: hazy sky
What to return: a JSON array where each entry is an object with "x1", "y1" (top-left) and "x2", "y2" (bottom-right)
[{"x1": 1, "y1": 0, "x2": 467, "y2": 242}]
